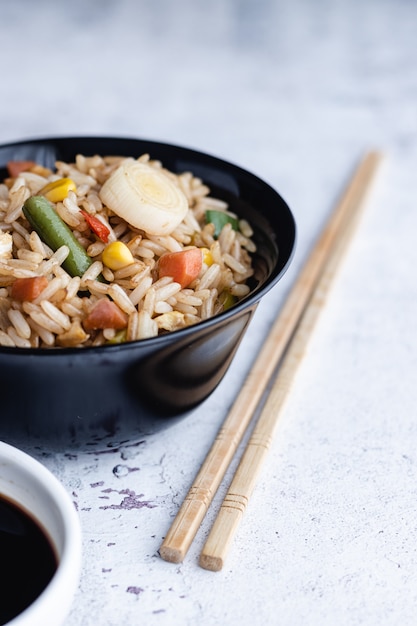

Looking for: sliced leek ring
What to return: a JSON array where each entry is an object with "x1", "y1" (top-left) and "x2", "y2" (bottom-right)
[{"x1": 99, "y1": 159, "x2": 188, "y2": 236}]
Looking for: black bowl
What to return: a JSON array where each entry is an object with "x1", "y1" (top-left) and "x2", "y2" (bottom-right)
[{"x1": 0, "y1": 136, "x2": 296, "y2": 441}]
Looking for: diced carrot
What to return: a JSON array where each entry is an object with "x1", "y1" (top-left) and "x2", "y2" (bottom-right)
[
  {"x1": 11, "y1": 276, "x2": 49, "y2": 302},
  {"x1": 6, "y1": 160, "x2": 37, "y2": 178},
  {"x1": 80, "y1": 210, "x2": 110, "y2": 243},
  {"x1": 83, "y1": 298, "x2": 128, "y2": 331},
  {"x1": 158, "y1": 248, "x2": 203, "y2": 288}
]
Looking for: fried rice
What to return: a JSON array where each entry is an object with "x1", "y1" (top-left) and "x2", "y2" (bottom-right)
[{"x1": 0, "y1": 153, "x2": 256, "y2": 349}]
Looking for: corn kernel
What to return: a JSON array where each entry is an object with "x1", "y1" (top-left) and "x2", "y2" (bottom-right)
[
  {"x1": 102, "y1": 241, "x2": 135, "y2": 270},
  {"x1": 201, "y1": 247, "x2": 213, "y2": 266},
  {"x1": 39, "y1": 178, "x2": 77, "y2": 202},
  {"x1": 219, "y1": 290, "x2": 237, "y2": 311}
]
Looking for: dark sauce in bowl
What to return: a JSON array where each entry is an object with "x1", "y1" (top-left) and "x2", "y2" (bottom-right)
[{"x1": 0, "y1": 495, "x2": 58, "y2": 625}]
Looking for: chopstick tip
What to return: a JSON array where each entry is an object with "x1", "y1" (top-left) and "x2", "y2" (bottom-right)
[
  {"x1": 199, "y1": 553, "x2": 223, "y2": 572},
  {"x1": 159, "y1": 545, "x2": 184, "y2": 564}
]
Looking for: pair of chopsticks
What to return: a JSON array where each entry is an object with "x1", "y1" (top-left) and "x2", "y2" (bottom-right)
[{"x1": 159, "y1": 151, "x2": 384, "y2": 571}]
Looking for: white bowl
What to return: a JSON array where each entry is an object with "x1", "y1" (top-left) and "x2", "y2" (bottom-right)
[{"x1": 0, "y1": 441, "x2": 82, "y2": 626}]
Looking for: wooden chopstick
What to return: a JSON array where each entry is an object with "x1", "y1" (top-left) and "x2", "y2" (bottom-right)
[
  {"x1": 199, "y1": 151, "x2": 384, "y2": 571},
  {"x1": 159, "y1": 151, "x2": 384, "y2": 566}
]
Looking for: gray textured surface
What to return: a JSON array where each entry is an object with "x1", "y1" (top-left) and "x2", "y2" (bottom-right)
[{"x1": 1, "y1": 0, "x2": 417, "y2": 624}]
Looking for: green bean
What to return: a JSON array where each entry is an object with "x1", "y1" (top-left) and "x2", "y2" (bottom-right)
[{"x1": 23, "y1": 195, "x2": 93, "y2": 278}]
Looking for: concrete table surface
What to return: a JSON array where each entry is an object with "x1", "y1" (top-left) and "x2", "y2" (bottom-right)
[{"x1": 1, "y1": 0, "x2": 416, "y2": 624}]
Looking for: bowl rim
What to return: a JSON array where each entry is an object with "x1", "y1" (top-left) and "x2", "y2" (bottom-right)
[{"x1": 0, "y1": 134, "x2": 296, "y2": 356}]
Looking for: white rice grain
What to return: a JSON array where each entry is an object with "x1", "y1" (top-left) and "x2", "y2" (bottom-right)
[
  {"x1": 87, "y1": 241, "x2": 106, "y2": 258},
  {"x1": 29, "y1": 231, "x2": 50, "y2": 256},
  {"x1": 154, "y1": 300, "x2": 173, "y2": 314},
  {"x1": 237, "y1": 231, "x2": 257, "y2": 253},
  {"x1": 111, "y1": 221, "x2": 128, "y2": 240},
  {"x1": 200, "y1": 289, "x2": 217, "y2": 319},
  {"x1": 0, "y1": 184, "x2": 9, "y2": 201},
  {"x1": 28, "y1": 310, "x2": 64, "y2": 335},
  {"x1": 154, "y1": 282, "x2": 182, "y2": 302},
  {"x1": 81, "y1": 261, "x2": 103, "y2": 284},
  {"x1": 223, "y1": 253, "x2": 248, "y2": 275},
  {"x1": 33, "y1": 276, "x2": 64, "y2": 304},
  {"x1": 175, "y1": 291, "x2": 204, "y2": 307},
  {"x1": 84, "y1": 279, "x2": 109, "y2": 296},
  {"x1": 108, "y1": 284, "x2": 136, "y2": 314},
  {"x1": 61, "y1": 300, "x2": 84, "y2": 317},
  {"x1": 7, "y1": 308, "x2": 31, "y2": 339},
  {"x1": 1, "y1": 258, "x2": 39, "y2": 271},
  {"x1": 140, "y1": 239, "x2": 168, "y2": 256},
  {"x1": 40, "y1": 246, "x2": 70, "y2": 275},
  {"x1": 149, "y1": 235, "x2": 182, "y2": 253},
  {"x1": 27, "y1": 318, "x2": 56, "y2": 345},
  {"x1": 141, "y1": 287, "x2": 156, "y2": 316},
  {"x1": 152, "y1": 276, "x2": 174, "y2": 289},
  {"x1": 127, "y1": 310, "x2": 139, "y2": 341},
  {"x1": 103, "y1": 328, "x2": 116, "y2": 340},
  {"x1": 238, "y1": 219, "x2": 253, "y2": 238},
  {"x1": 7, "y1": 326, "x2": 31, "y2": 348},
  {"x1": 137, "y1": 309, "x2": 158, "y2": 339},
  {"x1": 40, "y1": 300, "x2": 71, "y2": 331},
  {"x1": 230, "y1": 283, "x2": 251, "y2": 297},
  {"x1": 65, "y1": 276, "x2": 81, "y2": 300},
  {"x1": 129, "y1": 276, "x2": 153, "y2": 306},
  {"x1": 51, "y1": 265, "x2": 71, "y2": 284},
  {"x1": 85, "y1": 192, "x2": 102, "y2": 212},
  {"x1": 194, "y1": 289, "x2": 211, "y2": 301},
  {"x1": 16, "y1": 249, "x2": 44, "y2": 264},
  {"x1": 12, "y1": 230, "x2": 27, "y2": 251},
  {"x1": 4, "y1": 185, "x2": 30, "y2": 224},
  {"x1": 0, "y1": 329, "x2": 15, "y2": 346},
  {"x1": 197, "y1": 263, "x2": 221, "y2": 290},
  {"x1": 218, "y1": 223, "x2": 235, "y2": 254},
  {"x1": 200, "y1": 196, "x2": 229, "y2": 210},
  {"x1": 172, "y1": 301, "x2": 198, "y2": 315},
  {"x1": 113, "y1": 262, "x2": 144, "y2": 280},
  {"x1": 102, "y1": 267, "x2": 114, "y2": 282},
  {"x1": 75, "y1": 183, "x2": 91, "y2": 197},
  {"x1": 135, "y1": 245, "x2": 155, "y2": 259},
  {"x1": 0, "y1": 261, "x2": 36, "y2": 279},
  {"x1": 11, "y1": 220, "x2": 31, "y2": 241},
  {"x1": 18, "y1": 172, "x2": 48, "y2": 194}
]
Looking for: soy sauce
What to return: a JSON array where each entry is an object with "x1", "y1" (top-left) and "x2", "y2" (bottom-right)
[{"x1": 0, "y1": 495, "x2": 57, "y2": 625}]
